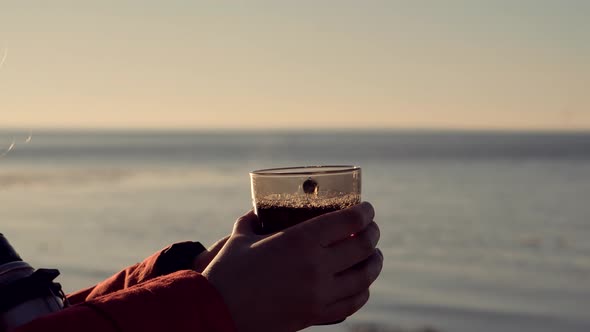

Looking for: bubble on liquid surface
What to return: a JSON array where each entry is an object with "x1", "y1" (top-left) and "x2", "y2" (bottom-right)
[{"x1": 302, "y1": 178, "x2": 319, "y2": 195}]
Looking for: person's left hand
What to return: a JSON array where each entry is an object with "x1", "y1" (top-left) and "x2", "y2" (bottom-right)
[{"x1": 192, "y1": 236, "x2": 230, "y2": 273}]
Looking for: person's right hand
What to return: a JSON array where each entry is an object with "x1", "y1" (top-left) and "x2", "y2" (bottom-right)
[{"x1": 202, "y1": 202, "x2": 383, "y2": 332}]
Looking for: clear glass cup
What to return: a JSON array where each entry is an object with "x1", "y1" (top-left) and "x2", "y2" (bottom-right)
[{"x1": 250, "y1": 166, "x2": 361, "y2": 234}]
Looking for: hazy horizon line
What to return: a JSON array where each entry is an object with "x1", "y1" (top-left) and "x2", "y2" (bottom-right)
[{"x1": 1, "y1": 126, "x2": 589, "y2": 135}]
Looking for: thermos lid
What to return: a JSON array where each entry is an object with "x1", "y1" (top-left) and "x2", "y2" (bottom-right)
[{"x1": 0, "y1": 233, "x2": 23, "y2": 266}]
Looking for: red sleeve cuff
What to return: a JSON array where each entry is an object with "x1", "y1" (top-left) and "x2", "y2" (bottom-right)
[
  {"x1": 88, "y1": 270, "x2": 236, "y2": 332},
  {"x1": 68, "y1": 241, "x2": 206, "y2": 304}
]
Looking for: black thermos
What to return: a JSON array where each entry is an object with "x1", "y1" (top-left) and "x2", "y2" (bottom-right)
[{"x1": 0, "y1": 234, "x2": 65, "y2": 332}]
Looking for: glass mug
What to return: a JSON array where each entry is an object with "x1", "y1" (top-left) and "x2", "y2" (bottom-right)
[
  {"x1": 250, "y1": 166, "x2": 362, "y2": 324},
  {"x1": 250, "y1": 165, "x2": 362, "y2": 234}
]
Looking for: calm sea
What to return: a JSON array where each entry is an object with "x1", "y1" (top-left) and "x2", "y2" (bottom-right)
[{"x1": 1, "y1": 130, "x2": 590, "y2": 332}]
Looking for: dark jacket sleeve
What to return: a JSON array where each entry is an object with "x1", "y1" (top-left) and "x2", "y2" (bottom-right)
[{"x1": 15, "y1": 270, "x2": 237, "y2": 332}]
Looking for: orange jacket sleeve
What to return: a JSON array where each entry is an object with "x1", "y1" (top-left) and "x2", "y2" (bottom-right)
[
  {"x1": 16, "y1": 270, "x2": 237, "y2": 332},
  {"x1": 68, "y1": 241, "x2": 206, "y2": 304},
  {"x1": 15, "y1": 242, "x2": 237, "y2": 332}
]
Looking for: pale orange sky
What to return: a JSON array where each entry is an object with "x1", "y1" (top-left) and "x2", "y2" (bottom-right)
[{"x1": 1, "y1": 1, "x2": 589, "y2": 130}]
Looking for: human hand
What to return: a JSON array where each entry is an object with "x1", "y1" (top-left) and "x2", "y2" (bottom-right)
[
  {"x1": 202, "y1": 202, "x2": 383, "y2": 332},
  {"x1": 192, "y1": 236, "x2": 230, "y2": 273}
]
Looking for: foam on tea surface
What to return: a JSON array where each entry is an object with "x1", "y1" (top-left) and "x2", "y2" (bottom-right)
[{"x1": 255, "y1": 192, "x2": 361, "y2": 234}]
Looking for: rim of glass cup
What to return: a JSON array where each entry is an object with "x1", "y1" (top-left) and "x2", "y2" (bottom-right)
[{"x1": 250, "y1": 165, "x2": 360, "y2": 176}]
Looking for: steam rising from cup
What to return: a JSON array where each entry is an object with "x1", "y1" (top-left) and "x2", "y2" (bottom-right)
[
  {"x1": 0, "y1": 48, "x2": 34, "y2": 158},
  {"x1": 0, "y1": 48, "x2": 7, "y2": 69},
  {"x1": 0, "y1": 131, "x2": 33, "y2": 159}
]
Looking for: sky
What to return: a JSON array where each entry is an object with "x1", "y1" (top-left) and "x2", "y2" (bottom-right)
[{"x1": 0, "y1": 0, "x2": 589, "y2": 130}]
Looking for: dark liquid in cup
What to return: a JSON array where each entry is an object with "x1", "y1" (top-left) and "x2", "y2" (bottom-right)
[
  {"x1": 255, "y1": 201, "x2": 358, "y2": 325},
  {"x1": 256, "y1": 205, "x2": 342, "y2": 234},
  {"x1": 254, "y1": 194, "x2": 360, "y2": 325},
  {"x1": 256, "y1": 204, "x2": 352, "y2": 325}
]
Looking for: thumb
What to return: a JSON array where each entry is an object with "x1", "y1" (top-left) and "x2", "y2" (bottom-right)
[
  {"x1": 207, "y1": 235, "x2": 230, "y2": 255},
  {"x1": 233, "y1": 210, "x2": 261, "y2": 235},
  {"x1": 192, "y1": 235, "x2": 230, "y2": 272}
]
